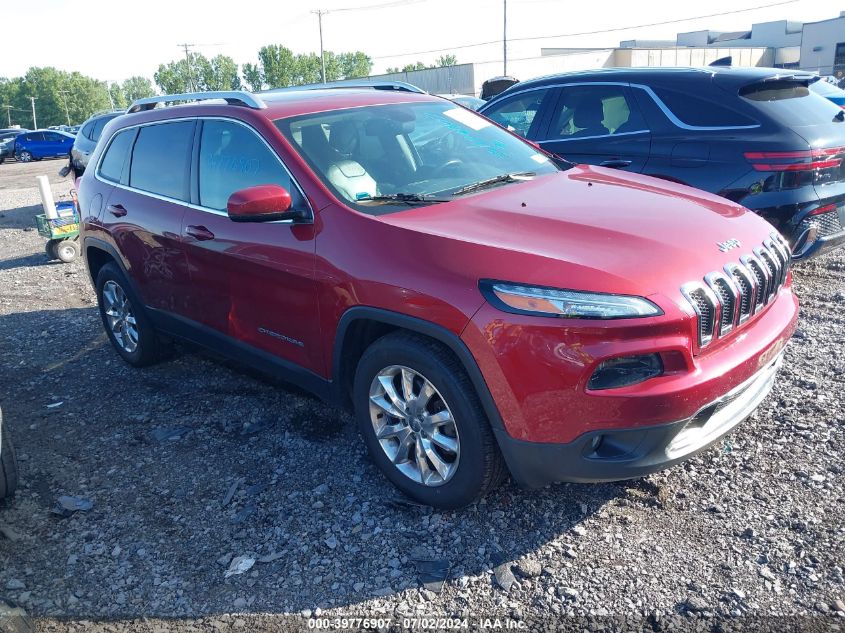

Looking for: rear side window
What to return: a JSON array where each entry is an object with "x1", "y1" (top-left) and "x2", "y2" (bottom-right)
[
  {"x1": 651, "y1": 87, "x2": 757, "y2": 128},
  {"x1": 99, "y1": 129, "x2": 135, "y2": 183},
  {"x1": 739, "y1": 80, "x2": 843, "y2": 124},
  {"x1": 198, "y1": 120, "x2": 294, "y2": 211},
  {"x1": 81, "y1": 121, "x2": 95, "y2": 140},
  {"x1": 130, "y1": 121, "x2": 194, "y2": 200},
  {"x1": 548, "y1": 84, "x2": 647, "y2": 139},
  {"x1": 90, "y1": 116, "x2": 117, "y2": 143},
  {"x1": 26, "y1": 132, "x2": 45, "y2": 141},
  {"x1": 483, "y1": 89, "x2": 551, "y2": 138}
]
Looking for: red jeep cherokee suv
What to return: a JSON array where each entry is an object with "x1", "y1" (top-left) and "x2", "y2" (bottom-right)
[{"x1": 78, "y1": 88, "x2": 798, "y2": 508}]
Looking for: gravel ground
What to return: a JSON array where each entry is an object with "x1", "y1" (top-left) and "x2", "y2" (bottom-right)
[{"x1": 0, "y1": 159, "x2": 843, "y2": 631}]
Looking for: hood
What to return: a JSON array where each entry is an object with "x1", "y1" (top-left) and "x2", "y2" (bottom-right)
[{"x1": 378, "y1": 165, "x2": 780, "y2": 301}]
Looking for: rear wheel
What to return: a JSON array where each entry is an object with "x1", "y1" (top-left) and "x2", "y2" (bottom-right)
[
  {"x1": 353, "y1": 332, "x2": 506, "y2": 509},
  {"x1": 0, "y1": 408, "x2": 19, "y2": 500},
  {"x1": 45, "y1": 239, "x2": 60, "y2": 260},
  {"x1": 17, "y1": 150, "x2": 32, "y2": 163},
  {"x1": 96, "y1": 262, "x2": 165, "y2": 367}
]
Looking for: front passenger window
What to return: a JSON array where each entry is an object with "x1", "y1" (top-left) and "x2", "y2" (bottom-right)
[
  {"x1": 482, "y1": 89, "x2": 551, "y2": 138},
  {"x1": 198, "y1": 120, "x2": 297, "y2": 211}
]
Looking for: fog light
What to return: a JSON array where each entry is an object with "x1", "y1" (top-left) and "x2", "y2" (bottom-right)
[{"x1": 588, "y1": 354, "x2": 663, "y2": 390}]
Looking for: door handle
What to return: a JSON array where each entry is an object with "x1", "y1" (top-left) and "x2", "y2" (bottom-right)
[
  {"x1": 106, "y1": 204, "x2": 127, "y2": 217},
  {"x1": 186, "y1": 225, "x2": 215, "y2": 241},
  {"x1": 599, "y1": 159, "x2": 632, "y2": 169}
]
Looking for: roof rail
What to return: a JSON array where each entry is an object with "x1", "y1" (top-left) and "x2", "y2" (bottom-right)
[
  {"x1": 264, "y1": 80, "x2": 426, "y2": 95},
  {"x1": 127, "y1": 91, "x2": 267, "y2": 114}
]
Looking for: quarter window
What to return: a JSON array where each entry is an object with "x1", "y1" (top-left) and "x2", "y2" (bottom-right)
[
  {"x1": 99, "y1": 129, "x2": 135, "y2": 183},
  {"x1": 482, "y1": 89, "x2": 551, "y2": 138},
  {"x1": 129, "y1": 121, "x2": 194, "y2": 200},
  {"x1": 549, "y1": 85, "x2": 647, "y2": 139},
  {"x1": 198, "y1": 120, "x2": 295, "y2": 211},
  {"x1": 80, "y1": 121, "x2": 95, "y2": 140},
  {"x1": 651, "y1": 87, "x2": 757, "y2": 127}
]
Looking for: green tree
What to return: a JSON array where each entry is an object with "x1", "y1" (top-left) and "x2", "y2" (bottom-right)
[
  {"x1": 109, "y1": 83, "x2": 127, "y2": 110},
  {"x1": 258, "y1": 44, "x2": 296, "y2": 89},
  {"x1": 200, "y1": 55, "x2": 241, "y2": 91},
  {"x1": 436, "y1": 54, "x2": 458, "y2": 67},
  {"x1": 154, "y1": 52, "x2": 211, "y2": 93},
  {"x1": 401, "y1": 62, "x2": 429, "y2": 72},
  {"x1": 242, "y1": 62, "x2": 263, "y2": 92},
  {"x1": 1, "y1": 67, "x2": 111, "y2": 128},
  {"x1": 121, "y1": 76, "x2": 156, "y2": 103},
  {"x1": 385, "y1": 67, "x2": 401, "y2": 74},
  {"x1": 338, "y1": 52, "x2": 373, "y2": 79}
]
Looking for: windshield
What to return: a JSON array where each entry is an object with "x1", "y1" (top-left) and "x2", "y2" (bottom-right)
[{"x1": 275, "y1": 101, "x2": 560, "y2": 213}]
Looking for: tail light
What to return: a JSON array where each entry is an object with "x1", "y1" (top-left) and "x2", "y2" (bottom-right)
[
  {"x1": 808, "y1": 203, "x2": 837, "y2": 216},
  {"x1": 744, "y1": 147, "x2": 845, "y2": 172}
]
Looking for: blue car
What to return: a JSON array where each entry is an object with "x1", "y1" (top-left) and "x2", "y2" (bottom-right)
[
  {"x1": 14, "y1": 129, "x2": 75, "y2": 162},
  {"x1": 810, "y1": 80, "x2": 845, "y2": 109}
]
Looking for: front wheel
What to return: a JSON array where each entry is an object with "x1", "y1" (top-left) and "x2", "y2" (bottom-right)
[
  {"x1": 17, "y1": 151, "x2": 32, "y2": 163},
  {"x1": 96, "y1": 262, "x2": 165, "y2": 367},
  {"x1": 353, "y1": 332, "x2": 506, "y2": 509},
  {"x1": 55, "y1": 239, "x2": 79, "y2": 263}
]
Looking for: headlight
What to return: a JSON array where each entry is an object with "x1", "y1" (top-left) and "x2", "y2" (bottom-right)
[{"x1": 480, "y1": 281, "x2": 662, "y2": 319}]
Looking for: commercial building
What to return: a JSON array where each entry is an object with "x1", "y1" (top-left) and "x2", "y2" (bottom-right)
[{"x1": 350, "y1": 10, "x2": 845, "y2": 96}]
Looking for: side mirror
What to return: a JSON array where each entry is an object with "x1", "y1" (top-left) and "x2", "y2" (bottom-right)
[{"x1": 227, "y1": 185, "x2": 302, "y2": 223}]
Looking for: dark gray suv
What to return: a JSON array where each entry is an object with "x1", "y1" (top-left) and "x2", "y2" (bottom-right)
[{"x1": 68, "y1": 111, "x2": 123, "y2": 177}]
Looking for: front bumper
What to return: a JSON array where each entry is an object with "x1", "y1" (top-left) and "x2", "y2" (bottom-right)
[{"x1": 497, "y1": 352, "x2": 784, "y2": 488}]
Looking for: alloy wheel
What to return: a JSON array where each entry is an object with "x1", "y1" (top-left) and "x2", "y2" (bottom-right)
[
  {"x1": 19, "y1": 151, "x2": 31, "y2": 163},
  {"x1": 368, "y1": 365, "x2": 460, "y2": 486},
  {"x1": 102, "y1": 280, "x2": 139, "y2": 353}
]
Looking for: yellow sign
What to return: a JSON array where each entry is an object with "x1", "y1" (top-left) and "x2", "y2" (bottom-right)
[{"x1": 53, "y1": 223, "x2": 79, "y2": 236}]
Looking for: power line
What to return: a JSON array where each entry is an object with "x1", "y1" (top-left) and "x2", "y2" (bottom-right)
[
  {"x1": 330, "y1": 0, "x2": 424, "y2": 12},
  {"x1": 370, "y1": 0, "x2": 799, "y2": 60}
]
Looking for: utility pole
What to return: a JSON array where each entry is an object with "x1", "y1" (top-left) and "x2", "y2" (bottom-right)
[
  {"x1": 106, "y1": 82, "x2": 115, "y2": 110},
  {"x1": 503, "y1": 0, "x2": 508, "y2": 76},
  {"x1": 29, "y1": 96, "x2": 37, "y2": 129},
  {"x1": 2, "y1": 105, "x2": 11, "y2": 127},
  {"x1": 312, "y1": 10, "x2": 328, "y2": 83},
  {"x1": 58, "y1": 90, "x2": 71, "y2": 125},
  {"x1": 178, "y1": 43, "x2": 195, "y2": 92}
]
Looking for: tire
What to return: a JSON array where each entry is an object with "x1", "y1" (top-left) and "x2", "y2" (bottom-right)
[
  {"x1": 353, "y1": 332, "x2": 507, "y2": 509},
  {"x1": 96, "y1": 262, "x2": 164, "y2": 367},
  {"x1": 45, "y1": 239, "x2": 60, "y2": 260},
  {"x1": 0, "y1": 408, "x2": 19, "y2": 500},
  {"x1": 17, "y1": 151, "x2": 32, "y2": 163},
  {"x1": 55, "y1": 239, "x2": 79, "y2": 263}
]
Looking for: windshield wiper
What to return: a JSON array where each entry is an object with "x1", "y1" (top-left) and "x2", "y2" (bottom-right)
[
  {"x1": 451, "y1": 172, "x2": 536, "y2": 196},
  {"x1": 358, "y1": 193, "x2": 450, "y2": 204}
]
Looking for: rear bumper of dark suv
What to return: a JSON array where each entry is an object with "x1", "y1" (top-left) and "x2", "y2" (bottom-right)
[
  {"x1": 792, "y1": 206, "x2": 845, "y2": 260},
  {"x1": 497, "y1": 352, "x2": 783, "y2": 488}
]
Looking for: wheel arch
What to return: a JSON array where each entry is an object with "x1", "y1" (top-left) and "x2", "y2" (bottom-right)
[
  {"x1": 332, "y1": 307, "x2": 506, "y2": 433},
  {"x1": 82, "y1": 237, "x2": 143, "y2": 301}
]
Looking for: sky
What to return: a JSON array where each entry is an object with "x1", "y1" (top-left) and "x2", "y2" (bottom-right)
[{"x1": 2, "y1": 0, "x2": 842, "y2": 84}]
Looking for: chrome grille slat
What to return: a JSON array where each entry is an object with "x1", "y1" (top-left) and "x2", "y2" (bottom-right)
[{"x1": 683, "y1": 235, "x2": 791, "y2": 351}]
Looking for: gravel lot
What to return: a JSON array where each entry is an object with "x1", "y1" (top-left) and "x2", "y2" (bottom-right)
[{"x1": 0, "y1": 159, "x2": 843, "y2": 631}]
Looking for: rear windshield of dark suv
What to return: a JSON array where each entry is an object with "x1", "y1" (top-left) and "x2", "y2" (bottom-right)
[{"x1": 739, "y1": 80, "x2": 844, "y2": 125}]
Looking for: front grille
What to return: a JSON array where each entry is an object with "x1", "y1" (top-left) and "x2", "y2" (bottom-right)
[
  {"x1": 681, "y1": 232, "x2": 790, "y2": 351},
  {"x1": 799, "y1": 210, "x2": 843, "y2": 238}
]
